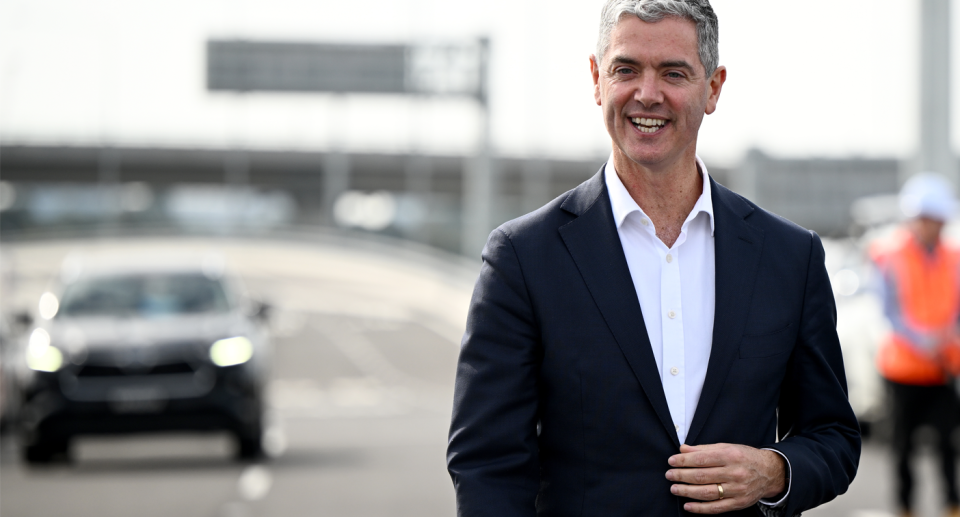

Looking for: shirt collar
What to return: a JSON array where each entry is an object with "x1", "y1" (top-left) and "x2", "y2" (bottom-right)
[{"x1": 604, "y1": 154, "x2": 716, "y2": 236}]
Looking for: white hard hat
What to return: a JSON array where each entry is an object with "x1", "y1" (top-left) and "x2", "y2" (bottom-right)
[{"x1": 900, "y1": 172, "x2": 956, "y2": 222}]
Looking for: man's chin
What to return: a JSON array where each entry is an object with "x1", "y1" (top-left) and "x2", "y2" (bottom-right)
[{"x1": 612, "y1": 146, "x2": 674, "y2": 171}]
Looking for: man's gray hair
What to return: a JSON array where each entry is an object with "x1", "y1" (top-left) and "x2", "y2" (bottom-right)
[{"x1": 596, "y1": 0, "x2": 719, "y2": 75}]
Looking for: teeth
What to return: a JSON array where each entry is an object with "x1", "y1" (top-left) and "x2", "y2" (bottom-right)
[{"x1": 632, "y1": 117, "x2": 666, "y2": 131}]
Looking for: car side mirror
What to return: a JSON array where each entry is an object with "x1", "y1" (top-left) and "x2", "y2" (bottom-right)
[
  {"x1": 13, "y1": 311, "x2": 33, "y2": 330},
  {"x1": 254, "y1": 301, "x2": 272, "y2": 321},
  {"x1": 243, "y1": 300, "x2": 271, "y2": 321}
]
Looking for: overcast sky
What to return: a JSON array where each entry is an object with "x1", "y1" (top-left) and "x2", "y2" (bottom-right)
[{"x1": 1, "y1": 0, "x2": 958, "y2": 166}]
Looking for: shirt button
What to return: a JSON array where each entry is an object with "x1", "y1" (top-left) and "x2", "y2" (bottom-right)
[
  {"x1": 670, "y1": 367, "x2": 679, "y2": 376},
  {"x1": 666, "y1": 254, "x2": 673, "y2": 263},
  {"x1": 668, "y1": 310, "x2": 676, "y2": 319},
  {"x1": 675, "y1": 424, "x2": 680, "y2": 431},
  {"x1": 640, "y1": 218, "x2": 649, "y2": 226}
]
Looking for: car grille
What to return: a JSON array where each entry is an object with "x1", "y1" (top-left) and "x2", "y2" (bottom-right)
[
  {"x1": 76, "y1": 362, "x2": 197, "y2": 377},
  {"x1": 75, "y1": 364, "x2": 125, "y2": 377},
  {"x1": 59, "y1": 342, "x2": 216, "y2": 402},
  {"x1": 149, "y1": 362, "x2": 196, "y2": 375}
]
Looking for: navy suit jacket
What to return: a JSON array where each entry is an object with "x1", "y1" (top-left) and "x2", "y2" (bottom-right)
[{"x1": 447, "y1": 168, "x2": 860, "y2": 517}]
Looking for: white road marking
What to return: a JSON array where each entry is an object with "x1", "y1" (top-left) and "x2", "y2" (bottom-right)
[
  {"x1": 262, "y1": 424, "x2": 288, "y2": 458},
  {"x1": 329, "y1": 376, "x2": 384, "y2": 407},
  {"x1": 270, "y1": 310, "x2": 308, "y2": 338},
  {"x1": 315, "y1": 320, "x2": 452, "y2": 411},
  {"x1": 850, "y1": 511, "x2": 896, "y2": 517},
  {"x1": 237, "y1": 465, "x2": 272, "y2": 501}
]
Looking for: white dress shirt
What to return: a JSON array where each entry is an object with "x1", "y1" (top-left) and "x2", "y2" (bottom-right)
[
  {"x1": 604, "y1": 155, "x2": 715, "y2": 445},
  {"x1": 604, "y1": 155, "x2": 791, "y2": 508}
]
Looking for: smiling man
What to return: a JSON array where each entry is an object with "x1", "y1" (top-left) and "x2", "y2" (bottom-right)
[{"x1": 446, "y1": 1, "x2": 860, "y2": 516}]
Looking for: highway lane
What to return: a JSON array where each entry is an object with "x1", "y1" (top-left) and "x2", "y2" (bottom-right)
[
  {"x1": 1, "y1": 308, "x2": 458, "y2": 517},
  {"x1": 1, "y1": 235, "x2": 468, "y2": 517},
  {"x1": 0, "y1": 235, "x2": 954, "y2": 517},
  {"x1": 0, "y1": 310, "x2": 455, "y2": 516}
]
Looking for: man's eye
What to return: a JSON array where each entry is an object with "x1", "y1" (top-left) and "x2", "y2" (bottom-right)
[
  {"x1": 615, "y1": 68, "x2": 634, "y2": 75},
  {"x1": 666, "y1": 71, "x2": 684, "y2": 79}
]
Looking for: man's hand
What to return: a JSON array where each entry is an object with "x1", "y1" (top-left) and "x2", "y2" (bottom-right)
[{"x1": 665, "y1": 443, "x2": 786, "y2": 514}]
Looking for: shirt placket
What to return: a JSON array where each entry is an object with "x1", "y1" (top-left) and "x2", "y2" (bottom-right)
[{"x1": 660, "y1": 244, "x2": 686, "y2": 442}]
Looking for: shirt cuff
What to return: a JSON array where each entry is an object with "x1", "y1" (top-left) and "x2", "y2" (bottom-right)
[{"x1": 758, "y1": 448, "x2": 791, "y2": 508}]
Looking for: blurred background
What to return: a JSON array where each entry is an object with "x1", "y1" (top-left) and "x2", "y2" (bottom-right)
[{"x1": 1, "y1": 0, "x2": 959, "y2": 515}]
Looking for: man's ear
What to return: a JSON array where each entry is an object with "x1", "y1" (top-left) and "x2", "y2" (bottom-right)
[
  {"x1": 590, "y1": 55, "x2": 602, "y2": 106},
  {"x1": 704, "y1": 65, "x2": 726, "y2": 115}
]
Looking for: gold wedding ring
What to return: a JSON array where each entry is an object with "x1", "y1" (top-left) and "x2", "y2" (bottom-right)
[{"x1": 717, "y1": 483, "x2": 725, "y2": 500}]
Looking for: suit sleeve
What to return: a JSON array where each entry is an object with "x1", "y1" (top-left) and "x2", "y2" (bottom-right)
[
  {"x1": 768, "y1": 232, "x2": 862, "y2": 517},
  {"x1": 447, "y1": 228, "x2": 542, "y2": 517}
]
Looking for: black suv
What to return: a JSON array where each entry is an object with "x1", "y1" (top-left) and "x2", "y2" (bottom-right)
[{"x1": 18, "y1": 256, "x2": 270, "y2": 463}]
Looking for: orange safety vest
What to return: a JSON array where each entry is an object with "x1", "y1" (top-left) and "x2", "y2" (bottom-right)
[{"x1": 871, "y1": 230, "x2": 960, "y2": 386}]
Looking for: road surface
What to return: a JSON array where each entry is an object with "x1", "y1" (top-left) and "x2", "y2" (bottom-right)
[{"x1": 0, "y1": 235, "x2": 954, "y2": 517}]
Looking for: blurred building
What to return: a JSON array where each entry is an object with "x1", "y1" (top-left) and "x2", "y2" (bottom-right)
[
  {"x1": 6, "y1": 142, "x2": 959, "y2": 249},
  {"x1": 0, "y1": 144, "x2": 613, "y2": 254}
]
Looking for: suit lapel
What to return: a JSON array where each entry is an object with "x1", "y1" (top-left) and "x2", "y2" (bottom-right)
[
  {"x1": 559, "y1": 167, "x2": 679, "y2": 447},
  {"x1": 686, "y1": 179, "x2": 764, "y2": 444}
]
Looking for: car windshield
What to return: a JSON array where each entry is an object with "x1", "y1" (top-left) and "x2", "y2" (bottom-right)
[{"x1": 57, "y1": 273, "x2": 231, "y2": 318}]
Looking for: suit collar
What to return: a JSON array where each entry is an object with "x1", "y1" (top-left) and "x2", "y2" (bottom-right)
[
  {"x1": 560, "y1": 165, "x2": 681, "y2": 447},
  {"x1": 686, "y1": 178, "x2": 764, "y2": 444},
  {"x1": 560, "y1": 165, "x2": 607, "y2": 217},
  {"x1": 709, "y1": 176, "x2": 756, "y2": 221},
  {"x1": 602, "y1": 154, "x2": 716, "y2": 236}
]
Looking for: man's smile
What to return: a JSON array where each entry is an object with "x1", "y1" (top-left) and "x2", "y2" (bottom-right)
[{"x1": 630, "y1": 117, "x2": 667, "y2": 134}]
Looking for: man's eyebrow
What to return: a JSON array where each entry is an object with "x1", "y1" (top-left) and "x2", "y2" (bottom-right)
[
  {"x1": 608, "y1": 55, "x2": 641, "y2": 67},
  {"x1": 607, "y1": 56, "x2": 697, "y2": 73},
  {"x1": 658, "y1": 60, "x2": 695, "y2": 71}
]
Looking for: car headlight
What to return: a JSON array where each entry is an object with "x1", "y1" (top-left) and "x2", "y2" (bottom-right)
[
  {"x1": 210, "y1": 336, "x2": 253, "y2": 367},
  {"x1": 27, "y1": 328, "x2": 64, "y2": 372}
]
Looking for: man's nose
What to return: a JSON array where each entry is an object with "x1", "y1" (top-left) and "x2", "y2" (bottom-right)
[{"x1": 634, "y1": 73, "x2": 664, "y2": 107}]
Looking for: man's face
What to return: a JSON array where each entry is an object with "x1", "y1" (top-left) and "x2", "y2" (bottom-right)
[
  {"x1": 591, "y1": 16, "x2": 725, "y2": 170},
  {"x1": 911, "y1": 216, "x2": 945, "y2": 248}
]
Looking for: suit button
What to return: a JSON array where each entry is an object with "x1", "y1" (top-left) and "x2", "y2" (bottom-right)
[
  {"x1": 670, "y1": 367, "x2": 679, "y2": 376},
  {"x1": 666, "y1": 254, "x2": 673, "y2": 263},
  {"x1": 668, "y1": 310, "x2": 676, "y2": 319}
]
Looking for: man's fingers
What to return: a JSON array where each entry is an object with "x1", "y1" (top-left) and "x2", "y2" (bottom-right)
[
  {"x1": 683, "y1": 500, "x2": 741, "y2": 515},
  {"x1": 669, "y1": 443, "x2": 753, "y2": 469},
  {"x1": 669, "y1": 451, "x2": 720, "y2": 468},
  {"x1": 670, "y1": 480, "x2": 728, "y2": 501},
  {"x1": 679, "y1": 443, "x2": 727, "y2": 453},
  {"x1": 672, "y1": 482, "x2": 754, "y2": 516},
  {"x1": 669, "y1": 447, "x2": 734, "y2": 468},
  {"x1": 666, "y1": 466, "x2": 726, "y2": 485},
  {"x1": 666, "y1": 444, "x2": 787, "y2": 509}
]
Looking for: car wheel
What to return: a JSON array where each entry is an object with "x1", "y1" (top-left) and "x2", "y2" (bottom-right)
[
  {"x1": 236, "y1": 431, "x2": 263, "y2": 460},
  {"x1": 23, "y1": 437, "x2": 70, "y2": 464},
  {"x1": 235, "y1": 414, "x2": 264, "y2": 461}
]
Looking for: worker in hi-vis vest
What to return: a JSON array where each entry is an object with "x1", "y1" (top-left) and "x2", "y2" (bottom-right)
[{"x1": 871, "y1": 172, "x2": 960, "y2": 517}]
